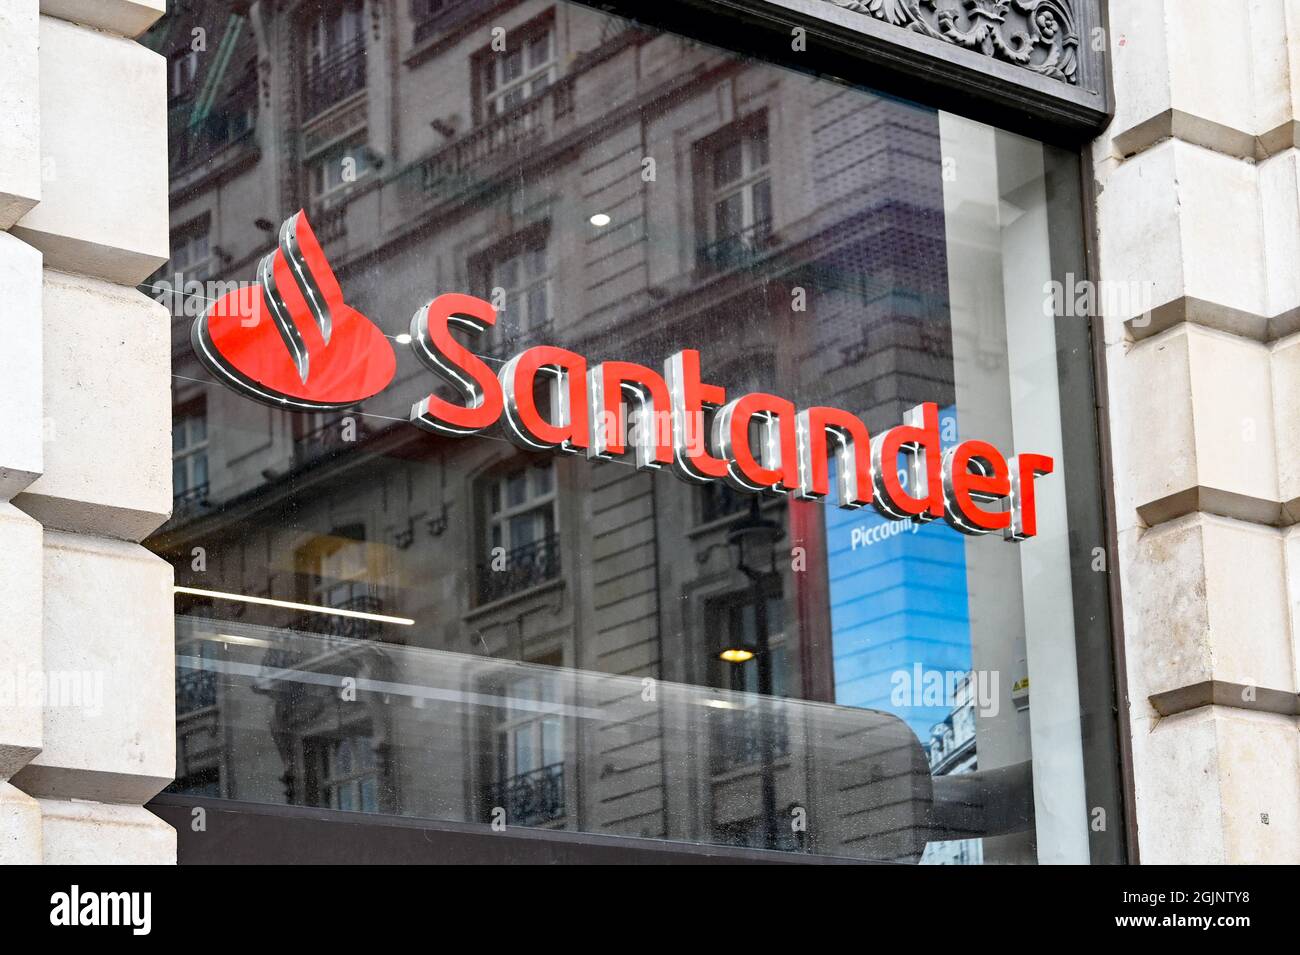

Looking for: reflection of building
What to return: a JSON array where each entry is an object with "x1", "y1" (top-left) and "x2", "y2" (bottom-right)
[
  {"x1": 143, "y1": 0, "x2": 1012, "y2": 862},
  {"x1": 921, "y1": 669, "x2": 983, "y2": 865}
]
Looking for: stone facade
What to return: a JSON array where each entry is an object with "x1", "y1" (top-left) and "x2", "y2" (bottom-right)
[
  {"x1": 1095, "y1": 0, "x2": 1300, "y2": 864},
  {"x1": 0, "y1": 0, "x2": 175, "y2": 864}
]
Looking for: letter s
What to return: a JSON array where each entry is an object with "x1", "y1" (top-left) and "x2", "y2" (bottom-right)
[{"x1": 409, "y1": 293, "x2": 504, "y2": 435}]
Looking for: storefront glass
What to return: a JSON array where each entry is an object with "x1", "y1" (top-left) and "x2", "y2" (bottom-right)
[{"x1": 147, "y1": 0, "x2": 1122, "y2": 863}]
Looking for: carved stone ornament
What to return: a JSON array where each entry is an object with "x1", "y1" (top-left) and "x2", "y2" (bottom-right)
[{"x1": 822, "y1": 0, "x2": 1080, "y2": 84}]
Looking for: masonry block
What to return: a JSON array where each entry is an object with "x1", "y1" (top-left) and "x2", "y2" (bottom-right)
[
  {"x1": 0, "y1": 783, "x2": 42, "y2": 864},
  {"x1": 1130, "y1": 706, "x2": 1300, "y2": 864},
  {"x1": 0, "y1": 505, "x2": 43, "y2": 783},
  {"x1": 11, "y1": 532, "x2": 174, "y2": 805},
  {"x1": 10, "y1": 16, "x2": 167, "y2": 285},
  {"x1": 0, "y1": 233, "x2": 43, "y2": 500},
  {"x1": 38, "y1": 798, "x2": 175, "y2": 864},
  {"x1": 1124, "y1": 515, "x2": 1293, "y2": 712},
  {"x1": 0, "y1": 0, "x2": 41, "y2": 229},
  {"x1": 14, "y1": 271, "x2": 171, "y2": 541},
  {"x1": 1115, "y1": 323, "x2": 1278, "y2": 526}
]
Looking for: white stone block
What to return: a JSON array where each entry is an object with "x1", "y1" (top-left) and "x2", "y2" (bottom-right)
[
  {"x1": 1117, "y1": 323, "x2": 1278, "y2": 525},
  {"x1": 0, "y1": 505, "x2": 43, "y2": 783},
  {"x1": 1272, "y1": 332, "x2": 1300, "y2": 517},
  {"x1": 1104, "y1": 0, "x2": 1291, "y2": 157},
  {"x1": 1126, "y1": 514, "x2": 1292, "y2": 710},
  {"x1": 10, "y1": 16, "x2": 167, "y2": 285},
  {"x1": 39, "y1": 0, "x2": 164, "y2": 38},
  {"x1": 38, "y1": 799, "x2": 175, "y2": 864},
  {"x1": 1259, "y1": 151, "x2": 1300, "y2": 327},
  {"x1": 0, "y1": 0, "x2": 40, "y2": 229},
  {"x1": 1098, "y1": 141, "x2": 1268, "y2": 336},
  {"x1": 14, "y1": 271, "x2": 171, "y2": 541},
  {"x1": 0, "y1": 783, "x2": 42, "y2": 864},
  {"x1": 0, "y1": 233, "x2": 43, "y2": 500},
  {"x1": 1130, "y1": 707, "x2": 1299, "y2": 864},
  {"x1": 1279, "y1": 526, "x2": 1300, "y2": 693},
  {"x1": 12, "y1": 532, "x2": 174, "y2": 805}
]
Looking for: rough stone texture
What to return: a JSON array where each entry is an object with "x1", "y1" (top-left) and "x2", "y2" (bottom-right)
[
  {"x1": 0, "y1": 233, "x2": 43, "y2": 500},
  {"x1": 1124, "y1": 514, "x2": 1293, "y2": 712},
  {"x1": 0, "y1": 0, "x2": 40, "y2": 229},
  {"x1": 14, "y1": 271, "x2": 171, "y2": 541},
  {"x1": 1129, "y1": 707, "x2": 1300, "y2": 864},
  {"x1": 10, "y1": 16, "x2": 167, "y2": 285},
  {"x1": 1114, "y1": 323, "x2": 1278, "y2": 526},
  {"x1": 0, "y1": 784, "x2": 42, "y2": 864},
  {"x1": 39, "y1": 0, "x2": 165, "y2": 38},
  {"x1": 0, "y1": 505, "x2": 43, "y2": 783},
  {"x1": 1097, "y1": 140, "x2": 1273, "y2": 337},
  {"x1": 11, "y1": 532, "x2": 174, "y2": 806},
  {"x1": 38, "y1": 798, "x2": 175, "y2": 864}
]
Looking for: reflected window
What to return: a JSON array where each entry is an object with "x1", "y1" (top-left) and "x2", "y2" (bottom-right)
[
  {"x1": 479, "y1": 18, "x2": 555, "y2": 120},
  {"x1": 172, "y1": 402, "x2": 209, "y2": 507},
  {"x1": 481, "y1": 234, "x2": 552, "y2": 353},
  {"x1": 708, "y1": 585, "x2": 789, "y2": 776},
  {"x1": 308, "y1": 137, "x2": 374, "y2": 205},
  {"x1": 301, "y1": 0, "x2": 367, "y2": 119},
  {"x1": 413, "y1": 0, "x2": 471, "y2": 44},
  {"x1": 168, "y1": 46, "x2": 199, "y2": 104},
  {"x1": 699, "y1": 114, "x2": 772, "y2": 270},
  {"x1": 479, "y1": 460, "x2": 559, "y2": 604},
  {"x1": 307, "y1": 734, "x2": 381, "y2": 813},
  {"x1": 488, "y1": 673, "x2": 565, "y2": 826},
  {"x1": 168, "y1": 217, "x2": 211, "y2": 283}
]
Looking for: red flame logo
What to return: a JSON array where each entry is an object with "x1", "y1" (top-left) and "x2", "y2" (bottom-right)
[{"x1": 191, "y1": 211, "x2": 395, "y2": 410}]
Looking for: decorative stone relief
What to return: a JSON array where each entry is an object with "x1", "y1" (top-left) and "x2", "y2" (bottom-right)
[{"x1": 822, "y1": 0, "x2": 1080, "y2": 84}]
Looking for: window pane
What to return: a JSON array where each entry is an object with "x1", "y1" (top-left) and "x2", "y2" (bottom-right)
[
  {"x1": 752, "y1": 179, "x2": 772, "y2": 228},
  {"x1": 714, "y1": 192, "x2": 742, "y2": 239},
  {"x1": 505, "y1": 471, "x2": 526, "y2": 507},
  {"x1": 713, "y1": 139, "x2": 742, "y2": 187},
  {"x1": 528, "y1": 33, "x2": 550, "y2": 69}
]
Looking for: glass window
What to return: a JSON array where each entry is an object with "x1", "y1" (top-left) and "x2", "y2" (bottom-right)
[
  {"x1": 150, "y1": 0, "x2": 1122, "y2": 864},
  {"x1": 479, "y1": 21, "x2": 555, "y2": 120},
  {"x1": 700, "y1": 114, "x2": 773, "y2": 270},
  {"x1": 301, "y1": 0, "x2": 367, "y2": 118},
  {"x1": 171, "y1": 404, "x2": 208, "y2": 504}
]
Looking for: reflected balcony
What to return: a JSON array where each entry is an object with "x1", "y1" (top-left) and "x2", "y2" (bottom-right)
[
  {"x1": 476, "y1": 533, "x2": 561, "y2": 605},
  {"x1": 303, "y1": 37, "x2": 367, "y2": 120},
  {"x1": 484, "y1": 763, "x2": 565, "y2": 827}
]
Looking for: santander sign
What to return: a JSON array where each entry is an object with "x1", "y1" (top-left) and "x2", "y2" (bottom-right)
[{"x1": 193, "y1": 212, "x2": 1054, "y2": 542}]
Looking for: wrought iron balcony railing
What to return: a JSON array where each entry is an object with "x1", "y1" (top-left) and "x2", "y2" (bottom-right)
[
  {"x1": 289, "y1": 588, "x2": 388, "y2": 643},
  {"x1": 303, "y1": 37, "x2": 367, "y2": 120},
  {"x1": 697, "y1": 219, "x2": 775, "y2": 273},
  {"x1": 172, "y1": 482, "x2": 211, "y2": 522},
  {"x1": 416, "y1": 78, "x2": 573, "y2": 203},
  {"x1": 485, "y1": 762, "x2": 565, "y2": 827},
  {"x1": 476, "y1": 533, "x2": 561, "y2": 605}
]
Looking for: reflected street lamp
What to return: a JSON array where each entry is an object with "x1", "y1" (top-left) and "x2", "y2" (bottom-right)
[{"x1": 718, "y1": 496, "x2": 783, "y2": 849}]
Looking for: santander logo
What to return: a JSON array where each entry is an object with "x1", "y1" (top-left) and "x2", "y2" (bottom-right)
[
  {"x1": 191, "y1": 214, "x2": 1055, "y2": 542},
  {"x1": 190, "y1": 211, "x2": 396, "y2": 410}
]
